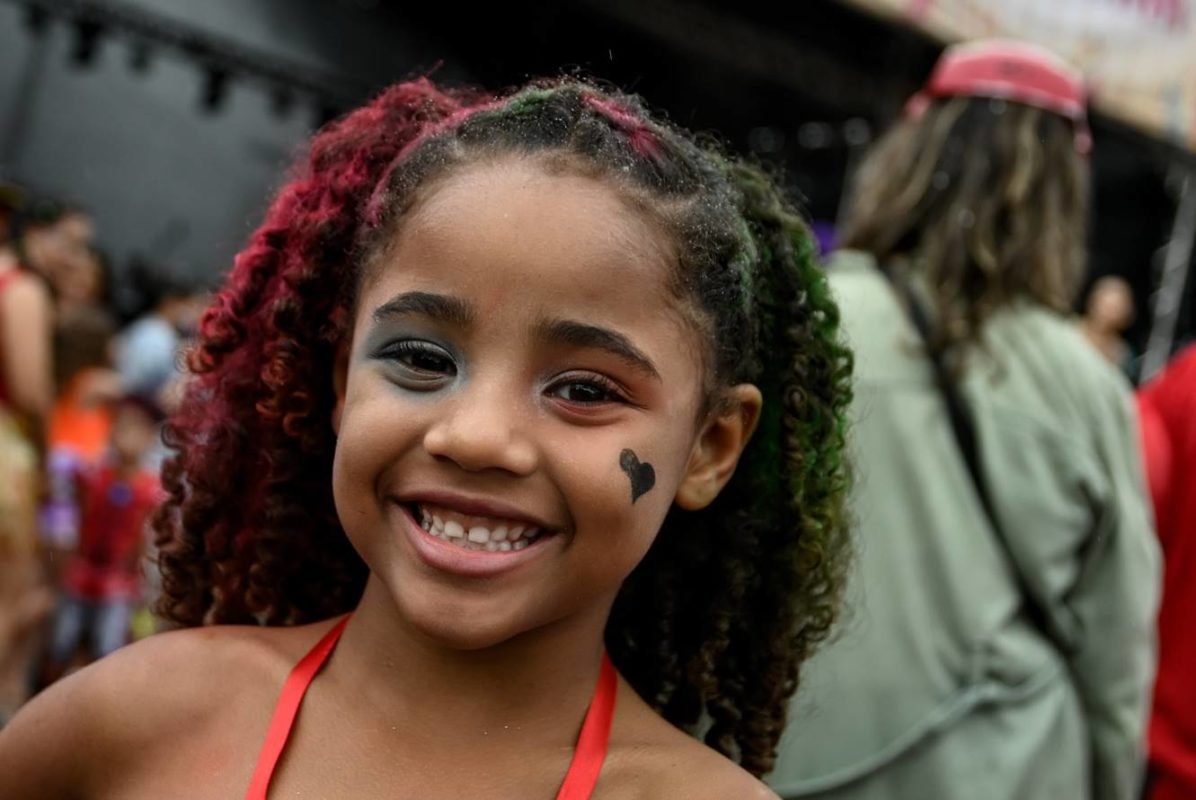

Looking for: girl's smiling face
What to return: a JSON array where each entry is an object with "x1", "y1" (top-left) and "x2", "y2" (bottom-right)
[{"x1": 332, "y1": 155, "x2": 758, "y2": 649}]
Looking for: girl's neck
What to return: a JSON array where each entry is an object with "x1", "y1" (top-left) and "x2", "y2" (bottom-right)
[{"x1": 329, "y1": 576, "x2": 612, "y2": 748}]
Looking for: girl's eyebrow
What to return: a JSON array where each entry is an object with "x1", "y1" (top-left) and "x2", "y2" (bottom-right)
[
  {"x1": 372, "y1": 291, "x2": 474, "y2": 328},
  {"x1": 535, "y1": 318, "x2": 661, "y2": 381}
]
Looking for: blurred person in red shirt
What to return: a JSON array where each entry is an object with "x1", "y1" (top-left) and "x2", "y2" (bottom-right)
[
  {"x1": 41, "y1": 394, "x2": 163, "y2": 684},
  {"x1": 1138, "y1": 344, "x2": 1196, "y2": 800}
]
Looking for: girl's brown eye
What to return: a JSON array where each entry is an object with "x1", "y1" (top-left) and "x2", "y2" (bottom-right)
[
  {"x1": 548, "y1": 374, "x2": 627, "y2": 405},
  {"x1": 378, "y1": 340, "x2": 457, "y2": 382},
  {"x1": 398, "y1": 348, "x2": 451, "y2": 373},
  {"x1": 556, "y1": 383, "x2": 612, "y2": 403}
]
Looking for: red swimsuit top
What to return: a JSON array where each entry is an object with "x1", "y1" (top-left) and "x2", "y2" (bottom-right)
[{"x1": 245, "y1": 616, "x2": 618, "y2": 799}]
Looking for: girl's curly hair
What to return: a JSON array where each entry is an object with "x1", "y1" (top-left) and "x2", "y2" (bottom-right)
[{"x1": 153, "y1": 77, "x2": 852, "y2": 776}]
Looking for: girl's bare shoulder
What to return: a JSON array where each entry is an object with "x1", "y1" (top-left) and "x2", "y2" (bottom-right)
[
  {"x1": 0, "y1": 619, "x2": 340, "y2": 799},
  {"x1": 600, "y1": 682, "x2": 780, "y2": 800}
]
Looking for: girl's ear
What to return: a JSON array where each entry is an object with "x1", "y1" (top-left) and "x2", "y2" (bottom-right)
[
  {"x1": 331, "y1": 340, "x2": 350, "y2": 435},
  {"x1": 674, "y1": 384, "x2": 763, "y2": 510}
]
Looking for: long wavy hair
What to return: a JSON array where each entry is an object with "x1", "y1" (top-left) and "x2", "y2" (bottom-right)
[
  {"x1": 840, "y1": 97, "x2": 1089, "y2": 356},
  {"x1": 152, "y1": 78, "x2": 853, "y2": 776}
]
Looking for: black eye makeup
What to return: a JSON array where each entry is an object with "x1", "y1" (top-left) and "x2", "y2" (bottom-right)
[
  {"x1": 373, "y1": 337, "x2": 458, "y2": 389},
  {"x1": 361, "y1": 291, "x2": 650, "y2": 415}
]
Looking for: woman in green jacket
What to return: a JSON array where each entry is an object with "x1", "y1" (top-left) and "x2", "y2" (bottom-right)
[{"x1": 769, "y1": 40, "x2": 1160, "y2": 800}]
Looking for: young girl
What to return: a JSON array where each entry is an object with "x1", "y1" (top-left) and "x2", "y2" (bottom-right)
[{"x1": 0, "y1": 78, "x2": 852, "y2": 798}]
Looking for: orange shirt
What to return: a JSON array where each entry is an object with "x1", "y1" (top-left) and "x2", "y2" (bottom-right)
[{"x1": 47, "y1": 369, "x2": 113, "y2": 463}]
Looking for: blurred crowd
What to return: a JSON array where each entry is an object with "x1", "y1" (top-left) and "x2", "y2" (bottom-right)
[{"x1": 0, "y1": 186, "x2": 206, "y2": 722}]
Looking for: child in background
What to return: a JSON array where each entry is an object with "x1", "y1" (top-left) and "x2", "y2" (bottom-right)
[
  {"x1": 42, "y1": 395, "x2": 162, "y2": 684},
  {"x1": 41, "y1": 306, "x2": 122, "y2": 557},
  {"x1": 115, "y1": 266, "x2": 206, "y2": 403}
]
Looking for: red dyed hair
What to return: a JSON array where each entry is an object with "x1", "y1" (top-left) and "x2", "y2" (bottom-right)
[
  {"x1": 156, "y1": 80, "x2": 484, "y2": 622},
  {"x1": 155, "y1": 77, "x2": 853, "y2": 776}
]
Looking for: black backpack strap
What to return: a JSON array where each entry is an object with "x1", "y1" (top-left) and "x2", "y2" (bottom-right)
[{"x1": 884, "y1": 271, "x2": 1069, "y2": 654}]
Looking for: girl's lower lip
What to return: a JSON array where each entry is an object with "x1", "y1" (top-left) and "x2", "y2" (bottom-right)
[{"x1": 397, "y1": 503, "x2": 557, "y2": 578}]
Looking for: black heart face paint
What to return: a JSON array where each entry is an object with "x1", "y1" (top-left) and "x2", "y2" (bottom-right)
[{"x1": 619, "y1": 449, "x2": 656, "y2": 504}]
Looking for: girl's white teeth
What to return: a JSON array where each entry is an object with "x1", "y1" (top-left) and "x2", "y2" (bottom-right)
[{"x1": 416, "y1": 505, "x2": 543, "y2": 551}]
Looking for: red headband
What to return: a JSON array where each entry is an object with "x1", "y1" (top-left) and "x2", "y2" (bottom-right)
[{"x1": 905, "y1": 39, "x2": 1092, "y2": 156}]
